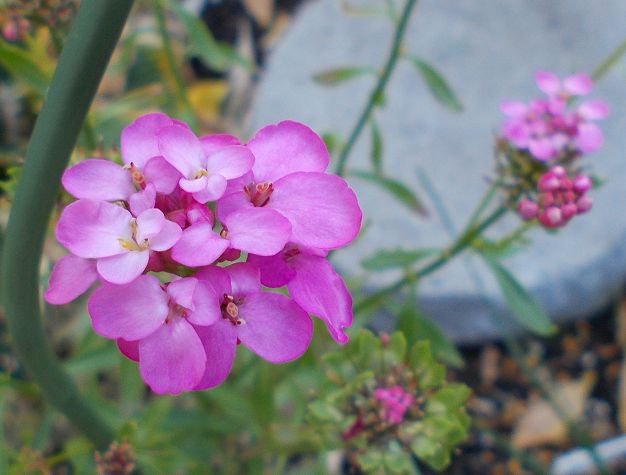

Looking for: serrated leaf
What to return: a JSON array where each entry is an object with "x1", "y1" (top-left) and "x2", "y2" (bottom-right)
[
  {"x1": 427, "y1": 384, "x2": 471, "y2": 414},
  {"x1": 352, "y1": 170, "x2": 427, "y2": 215},
  {"x1": 312, "y1": 66, "x2": 375, "y2": 86},
  {"x1": 370, "y1": 117, "x2": 383, "y2": 175},
  {"x1": 362, "y1": 248, "x2": 437, "y2": 271},
  {"x1": 482, "y1": 255, "x2": 556, "y2": 336},
  {"x1": 167, "y1": 0, "x2": 253, "y2": 72},
  {"x1": 397, "y1": 302, "x2": 463, "y2": 368},
  {"x1": 0, "y1": 41, "x2": 50, "y2": 94},
  {"x1": 407, "y1": 57, "x2": 462, "y2": 112}
]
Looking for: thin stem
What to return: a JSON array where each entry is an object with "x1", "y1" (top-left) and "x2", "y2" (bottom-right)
[
  {"x1": 335, "y1": 0, "x2": 418, "y2": 177},
  {"x1": 354, "y1": 206, "x2": 507, "y2": 314},
  {"x1": 592, "y1": 36, "x2": 626, "y2": 82},
  {"x1": 0, "y1": 0, "x2": 134, "y2": 449},
  {"x1": 153, "y1": 0, "x2": 198, "y2": 130}
]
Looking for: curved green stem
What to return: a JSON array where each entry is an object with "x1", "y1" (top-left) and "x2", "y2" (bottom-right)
[
  {"x1": 335, "y1": 0, "x2": 419, "y2": 177},
  {"x1": 592, "y1": 36, "x2": 626, "y2": 82},
  {"x1": 0, "y1": 0, "x2": 134, "y2": 448},
  {"x1": 354, "y1": 206, "x2": 508, "y2": 314}
]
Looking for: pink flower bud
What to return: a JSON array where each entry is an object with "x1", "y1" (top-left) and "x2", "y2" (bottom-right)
[
  {"x1": 576, "y1": 195, "x2": 593, "y2": 213},
  {"x1": 538, "y1": 173, "x2": 560, "y2": 192},
  {"x1": 539, "y1": 192, "x2": 554, "y2": 207},
  {"x1": 559, "y1": 177, "x2": 573, "y2": 191},
  {"x1": 551, "y1": 166, "x2": 566, "y2": 178},
  {"x1": 538, "y1": 206, "x2": 563, "y2": 228},
  {"x1": 572, "y1": 175, "x2": 592, "y2": 194},
  {"x1": 561, "y1": 203, "x2": 578, "y2": 220},
  {"x1": 517, "y1": 198, "x2": 539, "y2": 220}
]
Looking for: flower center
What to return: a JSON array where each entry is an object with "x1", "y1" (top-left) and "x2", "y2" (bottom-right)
[
  {"x1": 244, "y1": 182, "x2": 273, "y2": 207},
  {"x1": 193, "y1": 169, "x2": 209, "y2": 179},
  {"x1": 118, "y1": 218, "x2": 150, "y2": 251},
  {"x1": 126, "y1": 162, "x2": 146, "y2": 190},
  {"x1": 221, "y1": 294, "x2": 245, "y2": 326}
]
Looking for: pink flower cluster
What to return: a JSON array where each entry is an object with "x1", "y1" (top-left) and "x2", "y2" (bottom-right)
[
  {"x1": 500, "y1": 71, "x2": 608, "y2": 161},
  {"x1": 45, "y1": 113, "x2": 362, "y2": 394},
  {"x1": 517, "y1": 166, "x2": 592, "y2": 228},
  {"x1": 373, "y1": 385, "x2": 414, "y2": 425}
]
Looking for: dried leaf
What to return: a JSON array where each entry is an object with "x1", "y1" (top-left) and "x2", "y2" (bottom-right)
[
  {"x1": 512, "y1": 374, "x2": 595, "y2": 448},
  {"x1": 243, "y1": 0, "x2": 273, "y2": 28}
]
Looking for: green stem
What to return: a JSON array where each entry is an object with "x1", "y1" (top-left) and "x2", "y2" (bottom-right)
[
  {"x1": 335, "y1": 0, "x2": 418, "y2": 177},
  {"x1": 153, "y1": 0, "x2": 198, "y2": 130},
  {"x1": 592, "y1": 36, "x2": 626, "y2": 81},
  {"x1": 0, "y1": 0, "x2": 134, "y2": 449},
  {"x1": 354, "y1": 206, "x2": 507, "y2": 314}
]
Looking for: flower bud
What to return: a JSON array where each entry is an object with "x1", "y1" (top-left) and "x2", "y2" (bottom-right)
[
  {"x1": 576, "y1": 195, "x2": 593, "y2": 213},
  {"x1": 517, "y1": 199, "x2": 539, "y2": 220},
  {"x1": 572, "y1": 175, "x2": 592, "y2": 194}
]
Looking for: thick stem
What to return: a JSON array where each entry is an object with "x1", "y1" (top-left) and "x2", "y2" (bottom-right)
[
  {"x1": 335, "y1": 0, "x2": 418, "y2": 177},
  {"x1": 0, "y1": 0, "x2": 134, "y2": 448}
]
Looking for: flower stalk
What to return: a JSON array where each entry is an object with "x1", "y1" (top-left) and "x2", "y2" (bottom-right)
[{"x1": 0, "y1": 0, "x2": 134, "y2": 448}]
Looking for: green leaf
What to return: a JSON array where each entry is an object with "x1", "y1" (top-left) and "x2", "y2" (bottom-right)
[
  {"x1": 427, "y1": 384, "x2": 471, "y2": 414},
  {"x1": 64, "y1": 345, "x2": 119, "y2": 376},
  {"x1": 409, "y1": 341, "x2": 445, "y2": 390},
  {"x1": 167, "y1": 0, "x2": 253, "y2": 72},
  {"x1": 352, "y1": 170, "x2": 427, "y2": 215},
  {"x1": 482, "y1": 255, "x2": 556, "y2": 336},
  {"x1": 0, "y1": 41, "x2": 50, "y2": 94},
  {"x1": 397, "y1": 303, "x2": 463, "y2": 368},
  {"x1": 370, "y1": 117, "x2": 383, "y2": 175},
  {"x1": 312, "y1": 66, "x2": 375, "y2": 86},
  {"x1": 407, "y1": 57, "x2": 462, "y2": 112},
  {"x1": 362, "y1": 248, "x2": 438, "y2": 271}
]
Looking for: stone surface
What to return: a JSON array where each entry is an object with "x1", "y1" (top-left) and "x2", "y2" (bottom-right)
[{"x1": 248, "y1": 0, "x2": 626, "y2": 343}]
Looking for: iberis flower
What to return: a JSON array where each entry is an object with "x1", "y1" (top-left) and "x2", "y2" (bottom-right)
[
  {"x1": 500, "y1": 71, "x2": 608, "y2": 161},
  {"x1": 45, "y1": 114, "x2": 362, "y2": 394}
]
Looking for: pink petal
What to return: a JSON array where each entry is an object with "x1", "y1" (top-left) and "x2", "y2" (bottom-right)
[
  {"x1": 200, "y1": 134, "x2": 241, "y2": 156},
  {"x1": 268, "y1": 172, "x2": 362, "y2": 249},
  {"x1": 62, "y1": 159, "x2": 135, "y2": 201},
  {"x1": 187, "y1": 280, "x2": 221, "y2": 326},
  {"x1": 117, "y1": 338, "x2": 139, "y2": 362},
  {"x1": 191, "y1": 174, "x2": 227, "y2": 203},
  {"x1": 502, "y1": 120, "x2": 530, "y2": 147},
  {"x1": 193, "y1": 320, "x2": 237, "y2": 390},
  {"x1": 576, "y1": 122, "x2": 604, "y2": 153},
  {"x1": 238, "y1": 292, "x2": 312, "y2": 363},
  {"x1": 171, "y1": 223, "x2": 229, "y2": 267},
  {"x1": 499, "y1": 101, "x2": 527, "y2": 117},
  {"x1": 186, "y1": 202, "x2": 214, "y2": 226},
  {"x1": 528, "y1": 138, "x2": 556, "y2": 161},
  {"x1": 564, "y1": 73, "x2": 593, "y2": 96},
  {"x1": 88, "y1": 275, "x2": 168, "y2": 340},
  {"x1": 56, "y1": 200, "x2": 131, "y2": 258},
  {"x1": 216, "y1": 190, "x2": 253, "y2": 222},
  {"x1": 289, "y1": 254, "x2": 352, "y2": 344},
  {"x1": 143, "y1": 156, "x2": 181, "y2": 194},
  {"x1": 149, "y1": 219, "x2": 182, "y2": 251},
  {"x1": 578, "y1": 100, "x2": 609, "y2": 120},
  {"x1": 167, "y1": 277, "x2": 197, "y2": 309},
  {"x1": 205, "y1": 146, "x2": 255, "y2": 180},
  {"x1": 139, "y1": 317, "x2": 205, "y2": 394},
  {"x1": 97, "y1": 250, "x2": 150, "y2": 285},
  {"x1": 180, "y1": 176, "x2": 208, "y2": 193},
  {"x1": 247, "y1": 121, "x2": 329, "y2": 183},
  {"x1": 129, "y1": 184, "x2": 156, "y2": 217},
  {"x1": 121, "y1": 112, "x2": 174, "y2": 168},
  {"x1": 223, "y1": 207, "x2": 291, "y2": 256},
  {"x1": 225, "y1": 262, "x2": 261, "y2": 296},
  {"x1": 136, "y1": 208, "x2": 166, "y2": 242},
  {"x1": 534, "y1": 71, "x2": 561, "y2": 95},
  {"x1": 44, "y1": 255, "x2": 98, "y2": 304},
  {"x1": 157, "y1": 125, "x2": 205, "y2": 178},
  {"x1": 195, "y1": 265, "x2": 232, "y2": 295},
  {"x1": 247, "y1": 252, "x2": 295, "y2": 288}
]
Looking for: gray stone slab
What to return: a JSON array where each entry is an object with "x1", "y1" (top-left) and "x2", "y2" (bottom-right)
[{"x1": 248, "y1": 0, "x2": 626, "y2": 343}]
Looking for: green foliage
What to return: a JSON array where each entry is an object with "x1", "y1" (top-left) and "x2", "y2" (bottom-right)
[
  {"x1": 352, "y1": 170, "x2": 428, "y2": 215},
  {"x1": 312, "y1": 66, "x2": 377, "y2": 86},
  {"x1": 370, "y1": 117, "x2": 383, "y2": 175},
  {"x1": 0, "y1": 39, "x2": 50, "y2": 95},
  {"x1": 309, "y1": 331, "x2": 471, "y2": 474},
  {"x1": 406, "y1": 56, "x2": 463, "y2": 112},
  {"x1": 361, "y1": 248, "x2": 438, "y2": 271},
  {"x1": 482, "y1": 254, "x2": 556, "y2": 335}
]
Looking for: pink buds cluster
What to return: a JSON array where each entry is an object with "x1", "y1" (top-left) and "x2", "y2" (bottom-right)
[
  {"x1": 373, "y1": 385, "x2": 415, "y2": 424},
  {"x1": 517, "y1": 166, "x2": 592, "y2": 228}
]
